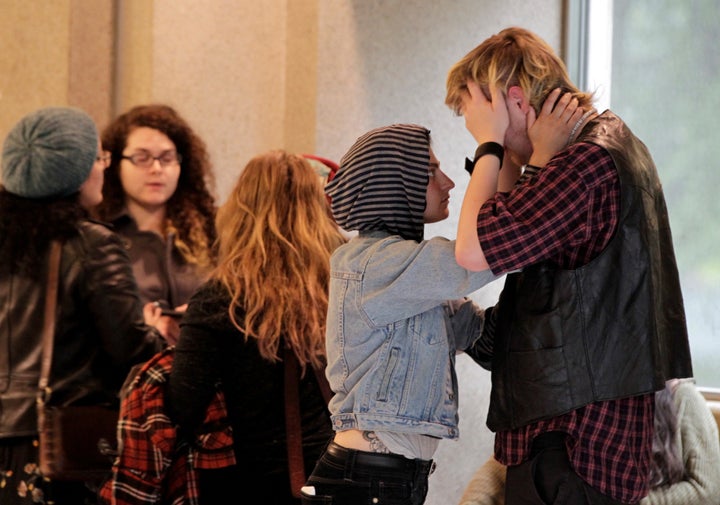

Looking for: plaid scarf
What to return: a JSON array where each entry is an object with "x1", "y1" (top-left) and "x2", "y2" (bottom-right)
[{"x1": 98, "y1": 347, "x2": 235, "y2": 505}]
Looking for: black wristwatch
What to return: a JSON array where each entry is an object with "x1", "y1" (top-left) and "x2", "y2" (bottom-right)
[{"x1": 464, "y1": 141, "x2": 504, "y2": 175}]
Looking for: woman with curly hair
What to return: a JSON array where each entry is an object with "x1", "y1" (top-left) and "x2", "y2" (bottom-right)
[
  {"x1": 96, "y1": 104, "x2": 217, "y2": 340},
  {"x1": 167, "y1": 150, "x2": 346, "y2": 504}
]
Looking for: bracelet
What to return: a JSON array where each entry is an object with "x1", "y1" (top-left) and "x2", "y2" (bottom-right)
[{"x1": 464, "y1": 142, "x2": 504, "y2": 175}]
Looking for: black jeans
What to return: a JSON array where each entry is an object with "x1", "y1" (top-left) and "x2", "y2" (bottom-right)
[
  {"x1": 301, "y1": 442, "x2": 435, "y2": 505},
  {"x1": 505, "y1": 432, "x2": 626, "y2": 505}
]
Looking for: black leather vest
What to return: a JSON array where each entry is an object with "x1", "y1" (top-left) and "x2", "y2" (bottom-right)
[{"x1": 487, "y1": 111, "x2": 693, "y2": 432}]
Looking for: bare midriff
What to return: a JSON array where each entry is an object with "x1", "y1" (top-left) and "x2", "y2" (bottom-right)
[{"x1": 333, "y1": 429, "x2": 376, "y2": 451}]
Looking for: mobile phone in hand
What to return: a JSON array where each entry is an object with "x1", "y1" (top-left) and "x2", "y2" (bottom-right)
[
  {"x1": 154, "y1": 300, "x2": 184, "y2": 319},
  {"x1": 161, "y1": 308, "x2": 184, "y2": 319}
]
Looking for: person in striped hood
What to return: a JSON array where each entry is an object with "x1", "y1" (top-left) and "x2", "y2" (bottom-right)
[
  {"x1": 326, "y1": 124, "x2": 434, "y2": 243},
  {"x1": 302, "y1": 103, "x2": 576, "y2": 505},
  {"x1": 302, "y1": 116, "x2": 577, "y2": 504},
  {"x1": 300, "y1": 124, "x2": 493, "y2": 505}
]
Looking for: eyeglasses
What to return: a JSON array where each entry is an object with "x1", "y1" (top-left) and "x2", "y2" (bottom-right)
[
  {"x1": 120, "y1": 151, "x2": 182, "y2": 169},
  {"x1": 96, "y1": 151, "x2": 112, "y2": 168}
]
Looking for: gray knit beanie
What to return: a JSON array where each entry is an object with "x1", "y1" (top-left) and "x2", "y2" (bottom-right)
[{"x1": 1, "y1": 107, "x2": 98, "y2": 198}]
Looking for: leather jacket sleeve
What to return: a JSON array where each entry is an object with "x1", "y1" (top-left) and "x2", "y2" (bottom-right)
[
  {"x1": 53, "y1": 220, "x2": 166, "y2": 397},
  {"x1": 0, "y1": 220, "x2": 166, "y2": 436},
  {"x1": 465, "y1": 305, "x2": 495, "y2": 371}
]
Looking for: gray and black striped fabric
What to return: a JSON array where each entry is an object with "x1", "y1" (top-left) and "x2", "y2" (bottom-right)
[{"x1": 326, "y1": 124, "x2": 430, "y2": 243}]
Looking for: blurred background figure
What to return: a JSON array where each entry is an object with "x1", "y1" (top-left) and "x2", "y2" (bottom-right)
[
  {"x1": 302, "y1": 153, "x2": 338, "y2": 188},
  {"x1": 643, "y1": 378, "x2": 720, "y2": 505},
  {"x1": 0, "y1": 107, "x2": 168, "y2": 505},
  {"x1": 95, "y1": 104, "x2": 217, "y2": 341},
  {"x1": 302, "y1": 154, "x2": 357, "y2": 240},
  {"x1": 459, "y1": 378, "x2": 720, "y2": 505},
  {"x1": 167, "y1": 150, "x2": 346, "y2": 504}
]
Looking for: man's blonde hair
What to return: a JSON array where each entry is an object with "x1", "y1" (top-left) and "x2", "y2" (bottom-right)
[{"x1": 445, "y1": 27, "x2": 594, "y2": 115}]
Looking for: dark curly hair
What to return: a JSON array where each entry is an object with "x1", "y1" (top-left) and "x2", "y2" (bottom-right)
[
  {"x1": 96, "y1": 104, "x2": 217, "y2": 267},
  {"x1": 0, "y1": 190, "x2": 85, "y2": 278}
]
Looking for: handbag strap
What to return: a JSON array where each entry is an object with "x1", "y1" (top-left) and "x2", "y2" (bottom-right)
[
  {"x1": 284, "y1": 347, "x2": 333, "y2": 498},
  {"x1": 313, "y1": 362, "x2": 333, "y2": 405},
  {"x1": 38, "y1": 240, "x2": 62, "y2": 403}
]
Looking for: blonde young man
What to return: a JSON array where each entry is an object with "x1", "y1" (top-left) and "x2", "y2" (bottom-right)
[{"x1": 447, "y1": 27, "x2": 693, "y2": 505}]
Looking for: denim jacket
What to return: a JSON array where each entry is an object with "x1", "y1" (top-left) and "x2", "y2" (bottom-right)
[{"x1": 325, "y1": 230, "x2": 497, "y2": 439}]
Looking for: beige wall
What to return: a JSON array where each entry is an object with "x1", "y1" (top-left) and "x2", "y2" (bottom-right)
[
  {"x1": 0, "y1": 2, "x2": 563, "y2": 502},
  {"x1": 0, "y1": 0, "x2": 114, "y2": 136}
]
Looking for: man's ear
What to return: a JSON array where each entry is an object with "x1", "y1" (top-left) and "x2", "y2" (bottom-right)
[{"x1": 507, "y1": 86, "x2": 530, "y2": 112}]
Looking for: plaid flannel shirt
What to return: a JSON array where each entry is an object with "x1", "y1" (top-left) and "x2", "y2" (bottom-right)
[
  {"x1": 98, "y1": 347, "x2": 235, "y2": 505},
  {"x1": 479, "y1": 143, "x2": 654, "y2": 503}
]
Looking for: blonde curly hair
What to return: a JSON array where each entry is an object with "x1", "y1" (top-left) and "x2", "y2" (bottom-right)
[{"x1": 212, "y1": 150, "x2": 346, "y2": 369}]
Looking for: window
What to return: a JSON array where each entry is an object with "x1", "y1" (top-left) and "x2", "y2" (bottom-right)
[{"x1": 566, "y1": 0, "x2": 720, "y2": 386}]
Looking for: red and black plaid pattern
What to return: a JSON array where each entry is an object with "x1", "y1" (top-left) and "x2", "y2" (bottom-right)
[
  {"x1": 479, "y1": 143, "x2": 620, "y2": 276},
  {"x1": 99, "y1": 347, "x2": 235, "y2": 505},
  {"x1": 478, "y1": 142, "x2": 655, "y2": 503}
]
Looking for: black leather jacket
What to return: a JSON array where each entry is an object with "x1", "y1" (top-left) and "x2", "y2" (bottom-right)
[
  {"x1": 0, "y1": 220, "x2": 166, "y2": 437},
  {"x1": 109, "y1": 212, "x2": 207, "y2": 307}
]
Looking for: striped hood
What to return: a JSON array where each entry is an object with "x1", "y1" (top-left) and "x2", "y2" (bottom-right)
[{"x1": 326, "y1": 124, "x2": 430, "y2": 242}]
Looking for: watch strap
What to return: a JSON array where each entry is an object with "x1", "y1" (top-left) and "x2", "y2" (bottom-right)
[{"x1": 464, "y1": 141, "x2": 504, "y2": 175}]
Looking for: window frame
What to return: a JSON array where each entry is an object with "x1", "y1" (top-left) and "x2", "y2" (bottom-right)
[{"x1": 563, "y1": 0, "x2": 718, "y2": 392}]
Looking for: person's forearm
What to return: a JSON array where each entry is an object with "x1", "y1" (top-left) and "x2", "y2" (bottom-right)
[
  {"x1": 456, "y1": 82, "x2": 508, "y2": 271},
  {"x1": 456, "y1": 152, "x2": 500, "y2": 271}
]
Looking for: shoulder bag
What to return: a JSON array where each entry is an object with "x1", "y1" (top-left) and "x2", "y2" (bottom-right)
[{"x1": 36, "y1": 240, "x2": 119, "y2": 481}]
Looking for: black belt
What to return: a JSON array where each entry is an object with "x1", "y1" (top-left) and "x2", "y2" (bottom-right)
[{"x1": 325, "y1": 442, "x2": 434, "y2": 475}]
